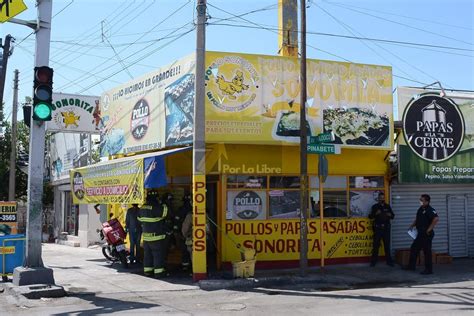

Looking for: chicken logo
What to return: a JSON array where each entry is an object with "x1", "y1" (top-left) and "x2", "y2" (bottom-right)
[
  {"x1": 216, "y1": 70, "x2": 249, "y2": 100},
  {"x1": 206, "y1": 55, "x2": 259, "y2": 112},
  {"x1": 61, "y1": 111, "x2": 80, "y2": 128}
]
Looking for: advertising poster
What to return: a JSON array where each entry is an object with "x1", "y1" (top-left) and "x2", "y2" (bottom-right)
[
  {"x1": 46, "y1": 93, "x2": 100, "y2": 133},
  {"x1": 398, "y1": 87, "x2": 474, "y2": 183},
  {"x1": 70, "y1": 159, "x2": 144, "y2": 204},
  {"x1": 222, "y1": 218, "x2": 376, "y2": 263},
  {"x1": 0, "y1": 202, "x2": 17, "y2": 234},
  {"x1": 226, "y1": 190, "x2": 267, "y2": 220},
  {"x1": 205, "y1": 51, "x2": 393, "y2": 149},
  {"x1": 50, "y1": 133, "x2": 90, "y2": 182},
  {"x1": 99, "y1": 54, "x2": 195, "y2": 156}
]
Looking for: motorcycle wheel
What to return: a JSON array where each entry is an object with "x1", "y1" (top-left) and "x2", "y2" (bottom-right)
[
  {"x1": 118, "y1": 251, "x2": 129, "y2": 269},
  {"x1": 102, "y1": 246, "x2": 118, "y2": 262}
]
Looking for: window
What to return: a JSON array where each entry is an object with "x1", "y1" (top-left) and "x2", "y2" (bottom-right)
[
  {"x1": 310, "y1": 190, "x2": 347, "y2": 218},
  {"x1": 269, "y1": 190, "x2": 300, "y2": 219},
  {"x1": 350, "y1": 190, "x2": 383, "y2": 217},
  {"x1": 270, "y1": 176, "x2": 300, "y2": 188},
  {"x1": 349, "y1": 176, "x2": 384, "y2": 189},
  {"x1": 227, "y1": 175, "x2": 267, "y2": 189},
  {"x1": 310, "y1": 176, "x2": 346, "y2": 189}
]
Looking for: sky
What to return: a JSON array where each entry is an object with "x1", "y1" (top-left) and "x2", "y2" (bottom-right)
[{"x1": 1, "y1": 0, "x2": 473, "y2": 121}]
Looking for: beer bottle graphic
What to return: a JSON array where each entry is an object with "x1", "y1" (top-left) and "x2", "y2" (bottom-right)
[{"x1": 421, "y1": 100, "x2": 448, "y2": 160}]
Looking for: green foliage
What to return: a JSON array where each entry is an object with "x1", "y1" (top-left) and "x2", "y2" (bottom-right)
[{"x1": 0, "y1": 120, "x2": 29, "y2": 201}]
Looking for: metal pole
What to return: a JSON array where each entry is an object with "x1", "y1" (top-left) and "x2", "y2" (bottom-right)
[
  {"x1": 0, "y1": 35, "x2": 13, "y2": 115},
  {"x1": 8, "y1": 69, "x2": 19, "y2": 201},
  {"x1": 299, "y1": 0, "x2": 308, "y2": 275},
  {"x1": 25, "y1": 0, "x2": 53, "y2": 268},
  {"x1": 319, "y1": 174, "x2": 324, "y2": 269},
  {"x1": 192, "y1": 0, "x2": 207, "y2": 282}
]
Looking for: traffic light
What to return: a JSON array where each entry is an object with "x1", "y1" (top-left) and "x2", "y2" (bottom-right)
[{"x1": 33, "y1": 66, "x2": 54, "y2": 121}]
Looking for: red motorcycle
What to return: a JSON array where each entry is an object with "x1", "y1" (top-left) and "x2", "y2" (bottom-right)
[{"x1": 99, "y1": 218, "x2": 129, "y2": 269}]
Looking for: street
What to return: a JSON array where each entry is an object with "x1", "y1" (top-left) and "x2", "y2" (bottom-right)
[{"x1": 1, "y1": 244, "x2": 474, "y2": 315}]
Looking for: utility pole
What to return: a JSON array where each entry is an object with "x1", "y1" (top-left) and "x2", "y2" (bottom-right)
[
  {"x1": 13, "y1": 0, "x2": 55, "y2": 286},
  {"x1": 299, "y1": 0, "x2": 309, "y2": 275},
  {"x1": 192, "y1": 0, "x2": 208, "y2": 281},
  {"x1": 0, "y1": 34, "x2": 13, "y2": 116},
  {"x1": 8, "y1": 69, "x2": 19, "y2": 201}
]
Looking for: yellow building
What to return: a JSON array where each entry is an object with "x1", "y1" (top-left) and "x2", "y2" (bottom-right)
[{"x1": 71, "y1": 51, "x2": 394, "y2": 280}]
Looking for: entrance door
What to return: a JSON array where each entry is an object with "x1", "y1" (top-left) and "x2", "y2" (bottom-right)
[
  {"x1": 206, "y1": 182, "x2": 218, "y2": 270},
  {"x1": 448, "y1": 195, "x2": 468, "y2": 257}
]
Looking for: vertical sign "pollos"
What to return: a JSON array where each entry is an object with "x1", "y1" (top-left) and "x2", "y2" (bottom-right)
[{"x1": 403, "y1": 92, "x2": 465, "y2": 162}]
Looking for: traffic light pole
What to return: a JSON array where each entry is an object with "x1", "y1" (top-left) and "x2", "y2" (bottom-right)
[{"x1": 13, "y1": 0, "x2": 55, "y2": 286}]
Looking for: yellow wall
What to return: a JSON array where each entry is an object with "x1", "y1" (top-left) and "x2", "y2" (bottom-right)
[{"x1": 207, "y1": 143, "x2": 389, "y2": 175}]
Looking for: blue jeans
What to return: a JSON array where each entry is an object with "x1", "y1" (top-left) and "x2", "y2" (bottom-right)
[{"x1": 129, "y1": 231, "x2": 142, "y2": 262}]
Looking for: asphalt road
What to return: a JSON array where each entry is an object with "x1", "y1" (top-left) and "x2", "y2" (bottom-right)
[{"x1": 1, "y1": 244, "x2": 473, "y2": 315}]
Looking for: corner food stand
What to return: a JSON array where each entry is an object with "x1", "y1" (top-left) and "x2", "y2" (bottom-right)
[{"x1": 71, "y1": 51, "x2": 394, "y2": 276}]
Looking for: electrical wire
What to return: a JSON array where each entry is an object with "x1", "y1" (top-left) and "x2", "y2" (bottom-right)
[
  {"x1": 323, "y1": 0, "x2": 473, "y2": 31},
  {"x1": 77, "y1": 27, "x2": 195, "y2": 94},
  {"x1": 324, "y1": 1, "x2": 473, "y2": 47},
  {"x1": 57, "y1": 1, "x2": 193, "y2": 92},
  {"x1": 206, "y1": 3, "x2": 432, "y2": 87},
  {"x1": 317, "y1": 4, "x2": 454, "y2": 88}
]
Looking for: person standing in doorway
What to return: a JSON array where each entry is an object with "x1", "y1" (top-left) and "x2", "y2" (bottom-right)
[
  {"x1": 125, "y1": 204, "x2": 142, "y2": 264},
  {"x1": 404, "y1": 194, "x2": 439, "y2": 275},
  {"x1": 369, "y1": 192, "x2": 395, "y2": 267}
]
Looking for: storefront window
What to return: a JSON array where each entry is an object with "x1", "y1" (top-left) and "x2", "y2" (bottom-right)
[
  {"x1": 349, "y1": 176, "x2": 384, "y2": 188},
  {"x1": 227, "y1": 190, "x2": 267, "y2": 220},
  {"x1": 350, "y1": 190, "x2": 383, "y2": 217},
  {"x1": 310, "y1": 190, "x2": 347, "y2": 218},
  {"x1": 269, "y1": 190, "x2": 300, "y2": 219},
  {"x1": 270, "y1": 176, "x2": 300, "y2": 188},
  {"x1": 310, "y1": 176, "x2": 346, "y2": 189},
  {"x1": 227, "y1": 175, "x2": 267, "y2": 189}
]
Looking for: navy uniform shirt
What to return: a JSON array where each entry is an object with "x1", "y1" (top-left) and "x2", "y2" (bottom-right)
[
  {"x1": 416, "y1": 205, "x2": 438, "y2": 232},
  {"x1": 369, "y1": 202, "x2": 395, "y2": 228}
]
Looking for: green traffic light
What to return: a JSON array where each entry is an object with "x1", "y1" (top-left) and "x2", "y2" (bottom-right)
[{"x1": 33, "y1": 102, "x2": 52, "y2": 120}]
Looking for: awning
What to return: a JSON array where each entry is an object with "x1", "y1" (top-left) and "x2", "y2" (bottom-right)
[{"x1": 70, "y1": 146, "x2": 191, "y2": 205}]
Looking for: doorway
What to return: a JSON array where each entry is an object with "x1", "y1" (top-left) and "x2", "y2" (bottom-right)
[
  {"x1": 206, "y1": 181, "x2": 218, "y2": 271},
  {"x1": 448, "y1": 195, "x2": 468, "y2": 257}
]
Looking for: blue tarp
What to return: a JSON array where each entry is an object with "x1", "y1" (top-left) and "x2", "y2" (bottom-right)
[{"x1": 143, "y1": 146, "x2": 191, "y2": 189}]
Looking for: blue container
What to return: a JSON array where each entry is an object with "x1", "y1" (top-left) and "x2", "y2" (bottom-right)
[{"x1": 1, "y1": 234, "x2": 25, "y2": 277}]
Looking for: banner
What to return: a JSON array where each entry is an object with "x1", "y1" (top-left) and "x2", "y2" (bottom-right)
[
  {"x1": 50, "y1": 133, "x2": 90, "y2": 182},
  {"x1": 71, "y1": 159, "x2": 144, "y2": 204},
  {"x1": 99, "y1": 54, "x2": 195, "y2": 156},
  {"x1": 205, "y1": 51, "x2": 393, "y2": 149},
  {"x1": 398, "y1": 87, "x2": 474, "y2": 183},
  {"x1": 46, "y1": 93, "x2": 100, "y2": 133},
  {"x1": 222, "y1": 218, "x2": 376, "y2": 262}
]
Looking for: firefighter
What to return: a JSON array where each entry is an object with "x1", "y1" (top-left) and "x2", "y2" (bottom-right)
[
  {"x1": 138, "y1": 191, "x2": 168, "y2": 278},
  {"x1": 178, "y1": 194, "x2": 192, "y2": 270}
]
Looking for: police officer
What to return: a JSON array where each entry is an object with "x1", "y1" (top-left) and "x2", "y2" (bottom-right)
[
  {"x1": 137, "y1": 191, "x2": 168, "y2": 278},
  {"x1": 369, "y1": 192, "x2": 395, "y2": 267},
  {"x1": 404, "y1": 194, "x2": 439, "y2": 275}
]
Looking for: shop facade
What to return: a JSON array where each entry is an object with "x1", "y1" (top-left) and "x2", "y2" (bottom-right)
[
  {"x1": 391, "y1": 87, "x2": 474, "y2": 258},
  {"x1": 71, "y1": 51, "x2": 394, "y2": 276}
]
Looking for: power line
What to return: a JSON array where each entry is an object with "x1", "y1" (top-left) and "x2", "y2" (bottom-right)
[
  {"x1": 53, "y1": 0, "x2": 75, "y2": 18},
  {"x1": 323, "y1": 0, "x2": 473, "y2": 31},
  {"x1": 77, "y1": 27, "x2": 195, "y2": 94},
  {"x1": 206, "y1": 3, "x2": 432, "y2": 87},
  {"x1": 324, "y1": 1, "x2": 473, "y2": 47},
  {"x1": 317, "y1": 3, "x2": 454, "y2": 88},
  {"x1": 207, "y1": 22, "x2": 474, "y2": 53},
  {"x1": 57, "y1": 1, "x2": 193, "y2": 92},
  {"x1": 317, "y1": 4, "x2": 427, "y2": 87}
]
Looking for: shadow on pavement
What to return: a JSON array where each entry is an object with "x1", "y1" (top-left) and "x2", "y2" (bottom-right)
[
  {"x1": 51, "y1": 292, "x2": 160, "y2": 316},
  {"x1": 247, "y1": 287, "x2": 474, "y2": 308}
]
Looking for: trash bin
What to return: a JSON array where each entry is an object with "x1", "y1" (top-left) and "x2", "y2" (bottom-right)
[{"x1": 0, "y1": 234, "x2": 25, "y2": 281}]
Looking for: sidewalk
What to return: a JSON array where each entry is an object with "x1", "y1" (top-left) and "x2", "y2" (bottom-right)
[
  {"x1": 3, "y1": 243, "x2": 474, "y2": 294},
  {"x1": 199, "y1": 259, "x2": 474, "y2": 291}
]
